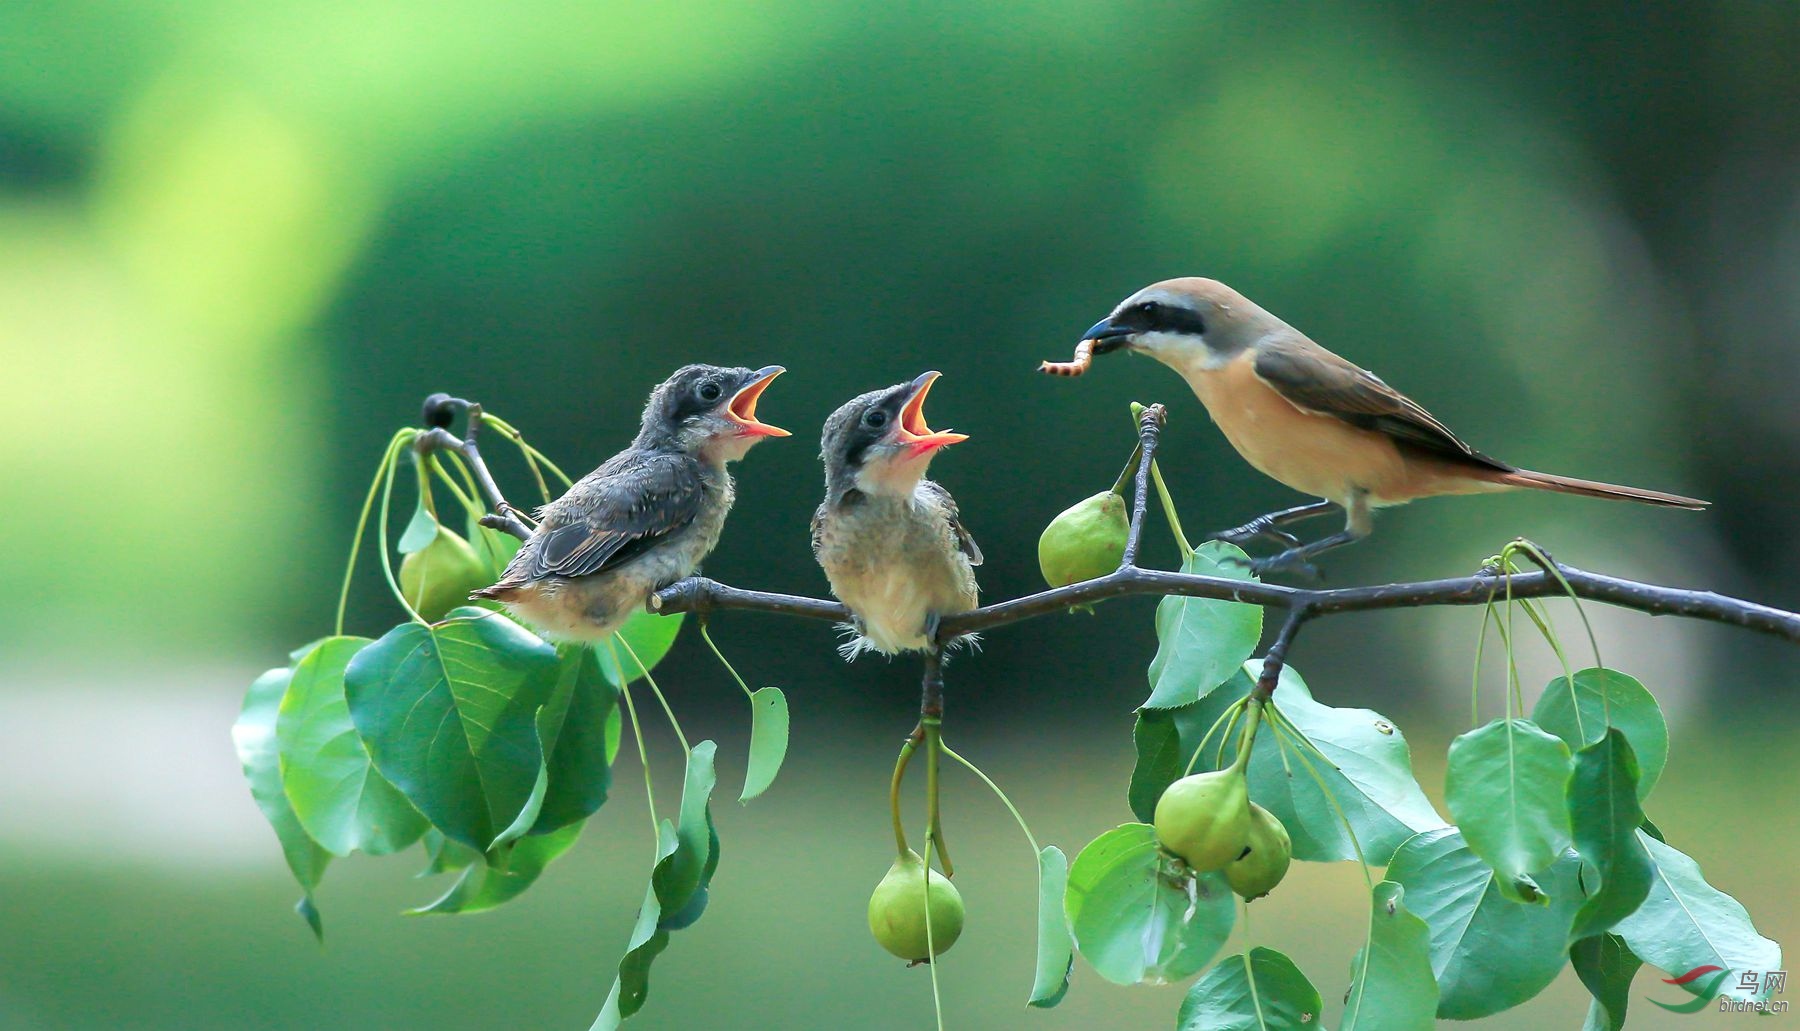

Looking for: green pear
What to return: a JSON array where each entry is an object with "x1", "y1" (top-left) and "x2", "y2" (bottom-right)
[
  {"x1": 1224, "y1": 803, "x2": 1292, "y2": 900},
  {"x1": 1038, "y1": 491, "x2": 1129, "y2": 588},
  {"x1": 1153, "y1": 767, "x2": 1251, "y2": 872},
  {"x1": 867, "y1": 849, "x2": 964, "y2": 961}
]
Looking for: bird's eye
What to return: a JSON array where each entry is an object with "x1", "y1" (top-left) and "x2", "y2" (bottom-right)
[
  {"x1": 697, "y1": 381, "x2": 723, "y2": 402},
  {"x1": 1137, "y1": 301, "x2": 1161, "y2": 319},
  {"x1": 863, "y1": 409, "x2": 889, "y2": 429}
]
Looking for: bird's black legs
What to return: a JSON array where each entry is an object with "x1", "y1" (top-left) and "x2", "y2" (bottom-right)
[
  {"x1": 1246, "y1": 493, "x2": 1372, "y2": 580},
  {"x1": 1249, "y1": 529, "x2": 1364, "y2": 578},
  {"x1": 1210, "y1": 500, "x2": 1341, "y2": 550}
]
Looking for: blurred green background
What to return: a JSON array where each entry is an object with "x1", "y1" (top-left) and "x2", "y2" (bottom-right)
[{"x1": 3, "y1": 2, "x2": 1797, "y2": 1028}]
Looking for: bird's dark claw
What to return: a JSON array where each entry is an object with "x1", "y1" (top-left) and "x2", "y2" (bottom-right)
[
  {"x1": 1208, "y1": 523, "x2": 1304, "y2": 550},
  {"x1": 1248, "y1": 550, "x2": 1324, "y2": 582}
]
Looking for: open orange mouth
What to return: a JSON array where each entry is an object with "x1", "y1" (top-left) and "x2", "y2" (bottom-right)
[
  {"x1": 896, "y1": 371, "x2": 967, "y2": 454},
  {"x1": 726, "y1": 366, "x2": 790, "y2": 438}
]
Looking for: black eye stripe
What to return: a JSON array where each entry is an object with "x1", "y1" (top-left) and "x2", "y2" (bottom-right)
[{"x1": 1127, "y1": 301, "x2": 1206, "y2": 336}]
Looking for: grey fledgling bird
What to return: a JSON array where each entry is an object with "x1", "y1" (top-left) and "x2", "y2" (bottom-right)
[
  {"x1": 812, "y1": 371, "x2": 982, "y2": 658},
  {"x1": 473, "y1": 364, "x2": 788, "y2": 640}
]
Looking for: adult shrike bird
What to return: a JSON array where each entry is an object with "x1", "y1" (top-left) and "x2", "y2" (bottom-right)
[
  {"x1": 1063, "y1": 278, "x2": 1705, "y2": 576},
  {"x1": 813, "y1": 371, "x2": 982, "y2": 657},
  {"x1": 474, "y1": 364, "x2": 788, "y2": 638}
]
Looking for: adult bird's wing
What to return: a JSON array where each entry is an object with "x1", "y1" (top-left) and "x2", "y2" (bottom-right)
[
  {"x1": 1252, "y1": 335, "x2": 1514, "y2": 472},
  {"x1": 506, "y1": 453, "x2": 706, "y2": 585},
  {"x1": 921, "y1": 481, "x2": 983, "y2": 566}
]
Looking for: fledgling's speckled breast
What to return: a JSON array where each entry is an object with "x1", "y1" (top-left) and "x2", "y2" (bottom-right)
[{"x1": 815, "y1": 483, "x2": 978, "y2": 655}]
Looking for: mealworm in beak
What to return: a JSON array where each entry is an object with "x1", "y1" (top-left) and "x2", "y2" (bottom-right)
[{"x1": 1038, "y1": 339, "x2": 1094, "y2": 377}]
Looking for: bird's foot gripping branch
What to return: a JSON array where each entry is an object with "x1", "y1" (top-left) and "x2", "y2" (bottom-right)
[{"x1": 237, "y1": 393, "x2": 1789, "y2": 1030}]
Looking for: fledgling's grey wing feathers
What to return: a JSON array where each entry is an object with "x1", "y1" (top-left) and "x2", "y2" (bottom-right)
[
  {"x1": 507, "y1": 452, "x2": 705, "y2": 584},
  {"x1": 921, "y1": 480, "x2": 982, "y2": 566}
]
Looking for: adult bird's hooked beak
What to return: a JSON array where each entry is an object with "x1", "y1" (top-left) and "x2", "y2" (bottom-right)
[
  {"x1": 895, "y1": 370, "x2": 968, "y2": 456},
  {"x1": 725, "y1": 366, "x2": 791, "y2": 438},
  {"x1": 1080, "y1": 316, "x2": 1135, "y2": 355}
]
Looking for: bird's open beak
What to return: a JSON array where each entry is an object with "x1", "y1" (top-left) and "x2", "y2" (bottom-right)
[
  {"x1": 1080, "y1": 316, "x2": 1134, "y2": 355},
  {"x1": 726, "y1": 366, "x2": 791, "y2": 438},
  {"x1": 895, "y1": 370, "x2": 967, "y2": 455}
]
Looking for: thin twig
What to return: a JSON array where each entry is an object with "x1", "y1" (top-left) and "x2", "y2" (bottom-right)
[{"x1": 1119, "y1": 403, "x2": 1166, "y2": 570}]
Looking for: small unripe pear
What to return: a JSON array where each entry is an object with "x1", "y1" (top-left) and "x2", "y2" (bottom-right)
[
  {"x1": 399, "y1": 526, "x2": 491, "y2": 622},
  {"x1": 1224, "y1": 803, "x2": 1292, "y2": 900},
  {"x1": 867, "y1": 849, "x2": 964, "y2": 961},
  {"x1": 1038, "y1": 491, "x2": 1129, "y2": 588},
  {"x1": 1153, "y1": 767, "x2": 1251, "y2": 872}
]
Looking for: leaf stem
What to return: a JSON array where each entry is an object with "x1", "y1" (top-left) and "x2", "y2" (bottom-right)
[
  {"x1": 699, "y1": 622, "x2": 756, "y2": 702},
  {"x1": 939, "y1": 740, "x2": 1040, "y2": 855},
  {"x1": 481, "y1": 412, "x2": 573, "y2": 491},
  {"x1": 336, "y1": 428, "x2": 412, "y2": 635},
  {"x1": 428, "y1": 456, "x2": 481, "y2": 517},
  {"x1": 616, "y1": 634, "x2": 690, "y2": 757},
  {"x1": 614, "y1": 672, "x2": 660, "y2": 845},
  {"x1": 1109, "y1": 442, "x2": 1144, "y2": 496},
  {"x1": 889, "y1": 725, "x2": 922, "y2": 856},
  {"x1": 924, "y1": 718, "x2": 952, "y2": 877},
  {"x1": 1229, "y1": 698, "x2": 1264, "y2": 776},
  {"x1": 1184, "y1": 698, "x2": 1248, "y2": 776},
  {"x1": 377, "y1": 430, "x2": 427, "y2": 624},
  {"x1": 1150, "y1": 462, "x2": 1195, "y2": 561},
  {"x1": 922, "y1": 831, "x2": 947, "y2": 1031}
]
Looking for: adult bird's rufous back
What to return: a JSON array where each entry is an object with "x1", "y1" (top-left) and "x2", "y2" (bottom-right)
[{"x1": 1048, "y1": 278, "x2": 1706, "y2": 576}]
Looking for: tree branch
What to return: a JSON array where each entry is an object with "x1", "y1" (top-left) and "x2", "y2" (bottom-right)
[{"x1": 415, "y1": 392, "x2": 1800, "y2": 648}]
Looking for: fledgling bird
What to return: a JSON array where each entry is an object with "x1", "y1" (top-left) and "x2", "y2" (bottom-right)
[
  {"x1": 472, "y1": 364, "x2": 789, "y2": 639},
  {"x1": 1067, "y1": 278, "x2": 1707, "y2": 576},
  {"x1": 812, "y1": 371, "x2": 982, "y2": 658}
]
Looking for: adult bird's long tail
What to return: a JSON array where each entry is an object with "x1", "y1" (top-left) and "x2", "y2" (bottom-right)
[{"x1": 1494, "y1": 469, "x2": 1709, "y2": 510}]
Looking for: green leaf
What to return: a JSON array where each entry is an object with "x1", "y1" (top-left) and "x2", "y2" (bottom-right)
[
  {"x1": 1570, "y1": 933, "x2": 1641, "y2": 1031},
  {"x1": 287, "y1": 638, "x2": 329, "y2": 664},
  {"x1": 398, "y1": 494, "x2": 439, "y2": 554},
  {"x1": 597, "y1": 610, "x2": 687, "y2": 687},
  {"x1": 1444, "y1": 718, "x2": 1573, "y2": 902},
  {"x1": 276, "y1": 635, "x2": 429, "y2": 857},
  {"x1": 740, "y1": 686, "x2": 788, "y2": 803},
  {"x1": 345, "y1": 610, "x2": 561, "y2": 850},
  {"x1": 595, "y1": 822, "x2": 679, "y2": 1028},
  {"x1": 1385, "y1": 827, "x2": 1585, "y2": 1019},
  {"x1": 531, "y1": 645, "x2": 620, "y2": 835},
  {"x1": 233, "y1": 662, "x2": 332, "y2": 940},
  {"x1": 1028, "y1": 845, "x2": 1073, "y2": 1008},
  {"x1": 1064, "y1": 823, "x2": 1234, "y2": 985},
  {"x1": 1566, "y1": 729, "x2": 1652, "y2": 940},
  {"x1": 1144, "y1": 542, "x2": 1263, "y2": 708},
  {"x1": 1532, "y1": 668, "x2": 1668, "y2": 801},
  {"x1": 417, "y1": 829, "x2": 480, "y2": 877},
  {"x1": 1128, "y1": 704, "x2": 1186, "y2": 824},
  {"x1": 1342, "y1": 881, "x2": 1438, "y2": 1031},
  {"x1": 652, "y1": 741, "x2": 718, "y2": 917},
  {"x1": 1138, "y1": 662, "x2": 1445, "y2": 863},
  {"x1": 1176, "y1": 947, "x2": 1323, "y2": 1031},
  {"x1": 409, "y1": 821, "x2": 583, "y2": 915},
  {"x1": 1615, "y1": 832, "x2": 1781, "y2": 1004}
]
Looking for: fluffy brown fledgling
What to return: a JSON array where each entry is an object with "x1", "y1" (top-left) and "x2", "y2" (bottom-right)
[{"x1": 812, "y1": 371, "x2": 981, "y2": 658}]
